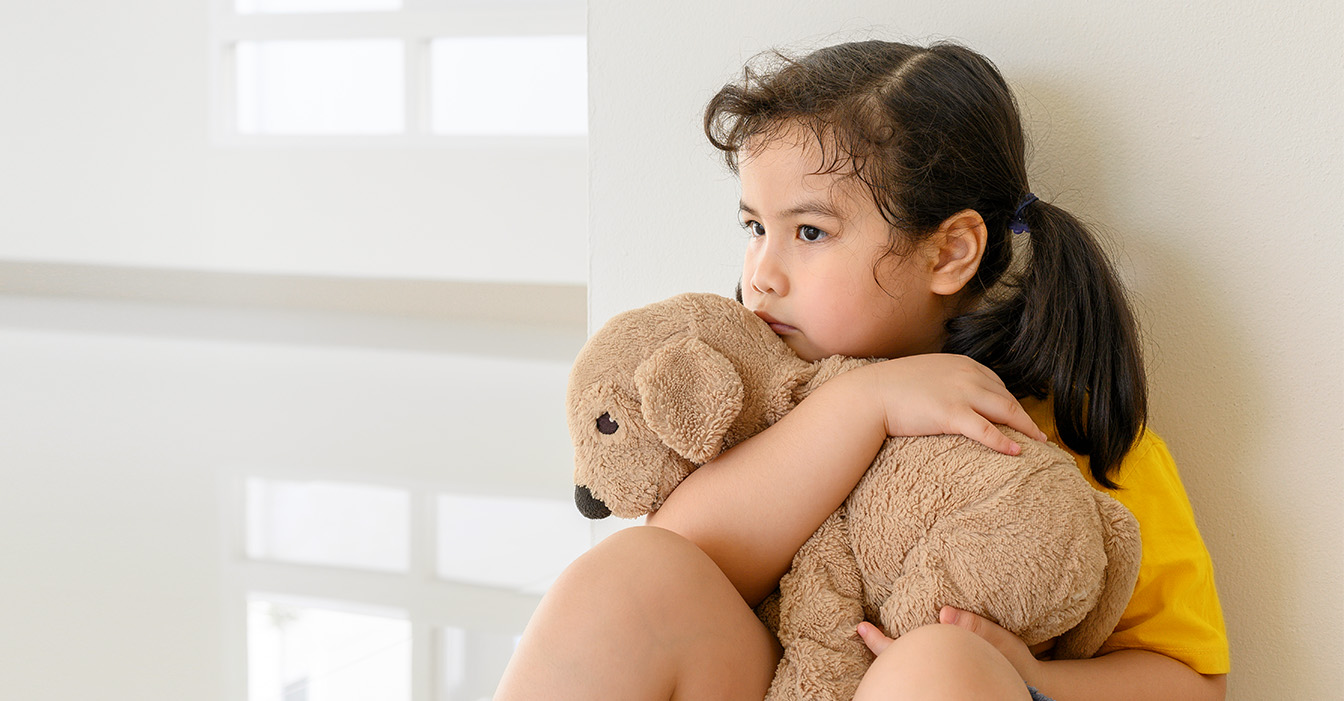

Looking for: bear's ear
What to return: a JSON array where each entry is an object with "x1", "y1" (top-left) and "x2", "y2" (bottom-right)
[{"x1": 634, "y1": 336, "x2": 744, "y2": 464}]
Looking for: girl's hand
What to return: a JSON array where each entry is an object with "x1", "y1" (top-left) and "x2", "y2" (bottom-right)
[
  {"x1": 858, "y1": 608, "x2": 1048, "y2": 683},
  {"x1": 850, "y1": 354, "x2": 1048, "y2": 455},
  {"x1": 856, "y1": 621, "x2": 895, "y2": 655},
  {"x1": 939, "y1": 606, "x2": 1047, "y2": 686}
]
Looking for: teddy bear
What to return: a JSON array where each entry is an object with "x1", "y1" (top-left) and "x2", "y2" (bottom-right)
[{"x1": 565, "y1": 292, "x2": 1141, "y2": 700}]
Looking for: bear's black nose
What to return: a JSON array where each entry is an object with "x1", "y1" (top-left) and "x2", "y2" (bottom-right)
[{"x1": 575, "y1": 484, "x2": 611, "y2": 519}]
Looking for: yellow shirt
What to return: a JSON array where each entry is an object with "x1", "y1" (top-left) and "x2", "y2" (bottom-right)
[{"x1": 1023, "y1": 398, "x2": 1230, "y2": 674}]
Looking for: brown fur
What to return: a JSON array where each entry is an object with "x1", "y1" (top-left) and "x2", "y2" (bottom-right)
[{"x1": 567, "y1": 293, "x2": 1141, "y2": 700}]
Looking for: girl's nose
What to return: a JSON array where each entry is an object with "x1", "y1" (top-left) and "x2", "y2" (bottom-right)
[{"x1": 749, "y1": 244, "x2": 788, "y2": 296}]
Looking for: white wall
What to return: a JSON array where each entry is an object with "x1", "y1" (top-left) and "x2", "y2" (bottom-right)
[{"x1": 588, "y1": 1, "x2": 1343, "y2": 698}]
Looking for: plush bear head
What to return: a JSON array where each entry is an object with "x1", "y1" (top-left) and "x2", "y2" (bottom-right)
[{"x1": 565, "y1": 293, "x2": 823, "y2": 519}]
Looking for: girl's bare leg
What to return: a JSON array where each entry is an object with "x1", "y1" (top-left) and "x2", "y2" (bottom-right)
[
  {"x1": 853, "y1": 624, "x2": 1031, "y2": 700},
  {"x1": 494, "y1": 526, "x2": 782, "y2": 701}
]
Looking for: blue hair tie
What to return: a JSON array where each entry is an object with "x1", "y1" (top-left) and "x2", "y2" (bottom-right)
[{"x1": 1009, "y1": 193, "x2": 1038, "y2": 234}]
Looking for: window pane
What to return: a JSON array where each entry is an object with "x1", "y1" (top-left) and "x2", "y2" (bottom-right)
[
  {"x1": 436, "y1": 493, "x2": 590, "y2": 592},
  {"x1": 430, "y1": 36, "x2": 586, "y2": 136},
  {"x1": 248, "y1": 598, "x2": 410, "y2": 701},
  {"x1": 246, "y1": 478, "x2": 410, "y2": 572},
  {"x1": 236, "y1": 0, "x2": 401, "y2": 13},
  {"x1": 440, "y1": 626, "x2": 521, "y2": 701},
  {"x1": 413, "y1": 0, "x2": 578, "y2": 8},
  {"x1": 236, "y1": 40, "x2": 404, "y2": 135}
]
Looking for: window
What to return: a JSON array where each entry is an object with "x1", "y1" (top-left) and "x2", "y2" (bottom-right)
[
  {"x1": 213, "y1": 4, "x2": 592, "y2": 697},
  {"x1": 212, "y1": 0, "x2": 587, "y2": 142},
  {"x1": 220, "y1": 335, "x2": 604, "y2": 700},
  {"x1": 235, "y1": 39, "x2": 407, "y2": 135},
  {"x1": 194, "y1": 0, "x2": 590, "y2": 284},
  {"x1": 429, "y1": 35, "x2": 587, "y2": 137},
  {"x1": 247, "y1": 597, "x2": 412, "y2": 701},
  {"x1": 237, "y1": 477, "x2": 598, "y2": 700},
  {"x1": 246, "y1": 478, "x2": 411, "y2": 572}
]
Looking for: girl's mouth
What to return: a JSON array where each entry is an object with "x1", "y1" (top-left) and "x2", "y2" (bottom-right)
[{"x1": 753, "y1": 310, "x2": 796, "y2": 334}]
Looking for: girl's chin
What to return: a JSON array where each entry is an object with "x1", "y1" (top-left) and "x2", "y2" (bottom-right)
[{"x1": 782, "y1": 337, "x2": 825, "y2": 363}]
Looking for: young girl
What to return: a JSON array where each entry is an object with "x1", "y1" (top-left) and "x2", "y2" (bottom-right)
[{"x1": 496, "y1": 40, "x2": 1227, "y2": 700}]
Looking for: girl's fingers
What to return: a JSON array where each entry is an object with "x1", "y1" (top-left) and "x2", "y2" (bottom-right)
[
  {"x1": 856, "y1": 621, "x2": 894, "y2": 655},
  {"x1": 959, "y1": 415, "x2": 1022, "y2": 455},
  {"x1": 970, "y1": 386, "x2": 1049, "y2": 444},
  {"x1": 939, "y1": 606, "x2": 1023, "y2": 660},
  {"x1": 989, "y1": 389, "x2": 1048, "y2": 440}
]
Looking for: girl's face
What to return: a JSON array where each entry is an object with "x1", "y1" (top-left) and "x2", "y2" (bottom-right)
[{"x1": 738, "y1": 133, "x2": 949, "y2": 362}]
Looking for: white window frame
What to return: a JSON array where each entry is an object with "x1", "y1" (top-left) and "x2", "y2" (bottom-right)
[
  {"x1": 209, "y1": 5, "x2": 593, "y2": 698},
  {"x1": 222, "y1": 472, "x2": 610, "y2": 701},
  {"x1": 207, "y1": 0, "x2": 587, "y2": 149}
]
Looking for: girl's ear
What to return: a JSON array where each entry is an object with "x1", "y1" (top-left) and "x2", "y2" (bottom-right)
[{"x1": 926, "y1": 209, "x2": 987, "y2": 296}]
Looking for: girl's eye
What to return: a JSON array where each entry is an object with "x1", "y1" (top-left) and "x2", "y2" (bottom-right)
[
  {"x1": 799, "y1": 225, "x2": 828, "y2": 242},
  {"x1": 742, "y1": 220, "x2": 766, "y2": 237}
]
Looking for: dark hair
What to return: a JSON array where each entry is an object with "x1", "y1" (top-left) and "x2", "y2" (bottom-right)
[{"x1": 706, "y1": 40, "x2": 1146, "y2": 487}]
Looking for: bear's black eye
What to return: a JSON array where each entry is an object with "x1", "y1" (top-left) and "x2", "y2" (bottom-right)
[{"x1": 596, "y1": 412, "x2": 619, "y2": 435}]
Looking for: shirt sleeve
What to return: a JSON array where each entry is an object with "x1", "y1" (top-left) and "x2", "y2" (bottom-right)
[{"x1": 1093, "y1": 431, "x2": 1230, "y2": 674}]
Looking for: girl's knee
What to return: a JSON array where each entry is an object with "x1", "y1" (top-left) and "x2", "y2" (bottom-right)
[
  {"x1": 514, "y1": 526, "x2": 777, "y2": 698},
  {"x1": 549, "y1": 526, "x2": 726, "y2": 613},
  {"x1": 588, "y1": 524, "x2": 703, "y2": 562},
  {"x1": 564, "y1": 526, "x2": 708, "y2": 580},
  {"x1": 854, "y1": 624, "x2": 1030, "y2": 701},
  {"x1": 512, "y1": 527, "x2": 729, "y2": 664}
]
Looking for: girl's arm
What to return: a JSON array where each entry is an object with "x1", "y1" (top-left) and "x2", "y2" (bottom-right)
[
  {"x1": 646, "y1": 353, "x2": 1047, "y2": 606},
  {"x1": 1030, "y1": 650, "x2": 1226, "y2": 701}
]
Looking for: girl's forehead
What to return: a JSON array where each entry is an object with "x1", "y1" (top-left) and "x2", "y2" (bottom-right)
[
  {"x1": 740, "y1": 137, "x2": 869, "y2": 212},
  {"x1": 742, "y1": 124, "x2": 845, "y2": 171}
]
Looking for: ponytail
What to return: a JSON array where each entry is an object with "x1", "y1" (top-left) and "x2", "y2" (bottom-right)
[{"x1": 944, "y1": 200, "x2": 1147, "y2": 488}]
